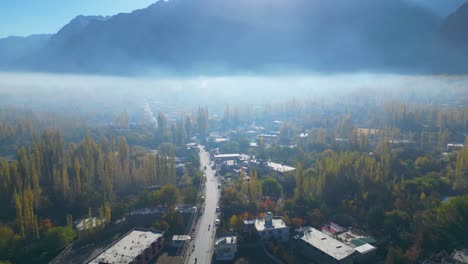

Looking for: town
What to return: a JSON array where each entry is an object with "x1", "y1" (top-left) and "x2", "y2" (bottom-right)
[{"x1": 1, "y1": 89, "x2": 466, "y2": 264}]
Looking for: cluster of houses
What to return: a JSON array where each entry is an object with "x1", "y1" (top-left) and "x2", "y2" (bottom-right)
[
  {"x1": 210, "y1": 150, "x2": 296, "y2": 178},
  {"x1": 213, "y1": 212, "x2": 377, "y2": 263}
]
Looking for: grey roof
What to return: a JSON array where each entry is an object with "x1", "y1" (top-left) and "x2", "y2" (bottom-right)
[
  {"x1": 298, "y1": 227, "x2": 355, "y2": 261},
  {"x1": 89, "y1": 229, "x2": 163, "y2": 264}
]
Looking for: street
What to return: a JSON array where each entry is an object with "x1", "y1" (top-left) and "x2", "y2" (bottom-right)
[{"x1": 186, "y1": 145, "x2": 220, "y2": 264}]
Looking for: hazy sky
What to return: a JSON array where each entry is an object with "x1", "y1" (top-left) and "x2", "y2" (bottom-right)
[{"x1": 0, "y1": 0, "x2": 465, "y2": 39}]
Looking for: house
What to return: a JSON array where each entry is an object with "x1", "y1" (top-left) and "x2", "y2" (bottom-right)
[
  {"x1": 295, "y1": 227, "x2": 355, "y2": 264},
  {"x1": 422, "y1": 248, "x2": 468, "y2": 264},
  {"x1": 321, "y1": 222, "x2": 347, "y2": 236},
  {"x1": 214, "y1": 235, "x2": 238, "y2": 261},
  {"x1": 450, "y1": 249, "x2": 468, "y2": 263},
  {"x1": 254, "y1": 212, "x2": 289, "y2": 242},
  {"x1": 75, "y1": 217, "x2": 106, "y2": 231},
  {"x1": 447, "y1": 143, "x2": 465, "y2": 151},
  {"x1": 171, "y1": 235, "x2": 191, "y2": 248},
  {"x1": 266, "y1": 161, "x2": 295, "y2": 175},
  {"x1": 330, "y1": 227, "x2": 377, "y2": 264},
  {"x1": 89, "y1": 228, "x2": 164, "y2": 264}
]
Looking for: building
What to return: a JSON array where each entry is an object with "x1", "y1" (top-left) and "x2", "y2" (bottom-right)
[
  {"x1": 266, "y1": 161, "x2": 295, "y2": 174},
  {"x1": 171, "y1": 235, "x2": 191, "y2": 248},
  {"x1": 422, "y1": 248, "x2": 468, "y2": 264},
  {"x1": 321, "y1": 222, "x2": 347, "y2": 236},
  {"x1": 447, "y1": 143, "x2": 465, "y2": 151},
  {"x1": 254, "y1": 212, "x2": 289, "y2": 242},
  {"x1": 320, "y1": 224, "x2": 377, "y2": 264},
  {"x1": 214, "y1": 235, "x2": 238, "y2": 261},
  {"x1": 89, "y1": 228, "x2": 164, "y2": 264},
  {"x1": 75, "y1": 217, "x2": 106, "y2": 231},
  {"x1": 295, "y1": 227, "x2": 356, "y2": 264},
  {"x1": 450, "y1": 249, "x2": 468, "y2": 263}
]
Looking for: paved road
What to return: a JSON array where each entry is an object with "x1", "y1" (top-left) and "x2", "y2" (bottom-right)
[{"x1": 186, "y1": 146, "x2": 220, "y2": 264}]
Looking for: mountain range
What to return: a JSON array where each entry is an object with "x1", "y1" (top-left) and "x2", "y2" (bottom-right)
[{"x1": 1, "y1": 0, "x2": 468, "y2": 75}]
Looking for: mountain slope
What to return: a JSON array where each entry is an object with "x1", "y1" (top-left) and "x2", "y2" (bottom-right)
[
  {"x1": 438, "y1": 2, "x2": 468, "y2": 73},
  {"x1": 1, "y1": 0, "x2": 467, "y2": 75},
  {"x1": 0, "y1": 34, "x2": 50, "y2": 67}
]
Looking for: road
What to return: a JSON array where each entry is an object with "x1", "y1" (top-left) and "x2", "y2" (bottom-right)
[{"x1": 186, "y1": 145, "x2": 220, "y2": 264}]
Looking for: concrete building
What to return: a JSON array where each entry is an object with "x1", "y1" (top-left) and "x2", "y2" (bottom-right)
[
  {"x1": 295, "y1": 227, "x2": 356, "y2": 264},
  {"x1": 171, "y1": 235, "x2": 191, "y2": 248},
  {"x1": 75, "y1": 217, "x2": 106, "y2": 231},
  {"x1": 450, "y1": 249, "x2": 468, "y2": 263},
  {"x1": 214, "y1": 235, "x2": 238, "y2": 261},
  {"x1": 267, "y1": 161, "x2": 295, "y2": 174},
  {"x1": 254, "y1": 212, "x2": 289, "y2": 242},
  {"x1": 89, "y1": 228, "x2": 164, "y2": 264},
  {"x1": 422, "y1": 248, "x2": 468, "y2": 264}
]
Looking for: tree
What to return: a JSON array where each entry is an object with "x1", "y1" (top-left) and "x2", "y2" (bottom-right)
[
  {"x1": 13, "y1": 191, "x2": 24, "y2": 239},
  {"x1": 42, "y1": 226, "x2": 76, "y2": 252},
  {"x1": 261, "y1": 177, "x2": 283, "y2": 201},
  {"x1": 229, "y1": 215, "x2": 242, "y2": 232},
  {"x1": 0, "y1": 225, "x2": 16, "y2": 260},
  {"x1": 367, "y1": 206, "x2": 385, "y2": 231},
  {"x1": 182, "y1": 187, "x2": 198, "y2": 205},
  {"x1": 158, "y1": 185, "x2": 180, "y2": 209}
]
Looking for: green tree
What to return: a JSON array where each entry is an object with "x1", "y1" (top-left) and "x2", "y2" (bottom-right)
[
  {"x1": 42, "y1": 226, "x2": 76, "y2": 252},
  {"x1": 261, "y1": 177, "x2": 283, "y2": 201},
  {"x1": 182, "y1": 187, "x2": 198, "y2": 205},
  {"x1": 159, "y1": 185, "x2": 180, "y2": 209}
]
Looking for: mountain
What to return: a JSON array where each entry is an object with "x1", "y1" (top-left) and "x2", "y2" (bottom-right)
[
  {"x1": 441, "y1": 2, "x2": 468, "y2": 46},
  {"x1": 1, "y1": 0, "x2": 467, "y2": 75},
  {"x1": 0, "y1": 34, "x2": 50, "y2": 66},
  {"x1": 438, "y1": 2, "x2": 468, "y2": 73}
]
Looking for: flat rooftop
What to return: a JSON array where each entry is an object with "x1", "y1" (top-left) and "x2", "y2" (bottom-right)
[
  {"x1": 354, "y1": 243, "x2": 376, "y2": 254},
  {"x1": 172, "y1": 235, "x2": 191, "y2": 241},
  {"x1": 216, "y1": 236, "x2": 237, "y2": 245},
  {"x1": 336, "y1": 229, "x2": 376, "y2": 247},
  {"x1": 255, "y1": 217, "x2": 287, "y2": 232},
  {"x1": 215, "y1": 154, "x2": 241, "y2": 159},
  {"x1": 89, "y1": 229, "x2": 163, "y2": 264},
  {"x1": 299, "y1": 227, "x2": 355, "y2": 261},
  {"x1": 267, "y1": 162, "x2": 295, "y2": 173}
]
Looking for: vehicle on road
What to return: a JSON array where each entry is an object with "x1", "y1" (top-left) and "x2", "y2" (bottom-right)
[
  {"x1": 217, "y1": 183, "x2": 221, "y2": 189},
  {"x1": 216, "y1": 206, "x2": 220, "y2": 212},
  {"x1": 215, "y1": 219, "x2": 220, "y2": 226}
]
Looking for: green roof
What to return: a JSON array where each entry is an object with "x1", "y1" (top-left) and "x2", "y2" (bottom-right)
[{"x1": 351, "y1": 237, "x2": 376, "y2": 247}]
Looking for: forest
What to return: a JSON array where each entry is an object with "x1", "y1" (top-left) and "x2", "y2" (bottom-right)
[{"x1": 0, "y1": 107, "x2": 209, "y2": 263}]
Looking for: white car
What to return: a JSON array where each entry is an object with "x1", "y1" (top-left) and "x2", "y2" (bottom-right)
[{"x1": 215, "y1": 219, "x2": 220, "y2": 226}]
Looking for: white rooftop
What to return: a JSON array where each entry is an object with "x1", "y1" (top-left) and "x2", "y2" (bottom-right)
[
  {"x1": 89, "y1": 229, "x2": 163, "y2": 264},
  {"x1": 354, "y1": 243, "x2": 376, "y2": 254},
  {"x1": 267, "y1": 162, "x2": 295, "y2": 173},
  {"x1": 452, "y1": 249, "x2": 468, "y2": 263},
  {"x1": 255, "y1": 217, "x2": 287, "y2": 232},
  {"x1": 75, "y1": 217, "x2": 106, "y2": 231},
  {"x1": 216, "y1": 236, "x2": 237, "y2": 245},
  {"x1": 172, "y1": 235, "x2": 191, "y2": 241},
  {"x1": 215, "y1": 154, "x2": 241, "y2": 159},
  {"x1": 299, "y1": 227, "x2": 355, "y2": 261}
]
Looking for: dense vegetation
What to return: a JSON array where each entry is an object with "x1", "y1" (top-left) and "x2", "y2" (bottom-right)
[
  {"x1": 0, "y1": 107, "x2": 209, "y2": 263},
  {"x1": 217, "y1": 97, "x2": 468, "y2": 263}
]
